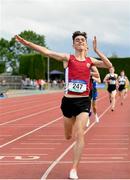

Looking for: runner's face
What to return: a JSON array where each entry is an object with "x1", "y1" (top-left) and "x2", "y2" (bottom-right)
[
  {"x1": 109, "y1": 67, "x2": 115, "y2": 73},
  {"x1": 121, "y1": 71, "x2": 125, "y2": 76},
  {"x1": 73, "y1": 35, "x2": 87, "y2": 51}
]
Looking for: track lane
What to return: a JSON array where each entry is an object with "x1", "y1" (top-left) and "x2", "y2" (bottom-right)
[
  {"x1": 45, "y1": 91, "x2": 130, "y2": 179},
  {"x1": 0, "y1": 90, "x2": 129, "y2": 179},
  {"x1": 0, "y1": 91, "x2": 109, "y2": 179}
]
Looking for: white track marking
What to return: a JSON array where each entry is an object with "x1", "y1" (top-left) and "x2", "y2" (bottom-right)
[
  {"x1": 82, "y1": 154, "x2": 128, "y2": 156},
  {"x1": 0, "y1": 135, "x2": 12, "y2": 136},
  {"x1": 20, "y1": 143, "x2": 61, "y2": 145},
  {"x1": 0, "y1": 106, "x2": 59, "y2": 126},
  {"x1": 1, "y1": 160, "x2": 130, "y2": 165},
  {"x1": 1, "y1": 100, "x2": 58, "y2": 116},
  {"x1": 1, "y1": 95, "x2": 58, "y2": 108},
  {"x1": 81, "y1": 157, "x2": 124, "y2": 160},
  {"x1": 85, "y1": 148, "x2": 128, "y2": 150},
  {"x1": 96, "y1": 94, "x2": 107, "y2": 101},
  {"x1": 0, "y1": 116, "x2": 63, "y2": 148},
  {"x1": 40, "y1": 104, "x2": 112, "y2": 179},
  {"x1": 88, "y1": 142, "x2": 129, "y2": 145},
  {"x1": 27, "y1": 139, "x2": 65, "y2": 141},
  {"x1": 0, "y1": 94, "x2": 107, "y2": 128},
  {"x1": 37, "y1": 135, "x2": 64, "y2": 136},
  {"x1": 1, "y1": 95, "x2": 106, "y2": 116},
  {"x1": 91, "y1": 138, "x2": 129, "y2": 141},
  {"x1": 12, "y1": 148, "x2": 54, "y2": 150},
  {"x1": 95, "y1": 135, "x2": 129, "y2": 137},
  {"x1": 0, "y1": 153, "x2": 48, "y2": 155}
]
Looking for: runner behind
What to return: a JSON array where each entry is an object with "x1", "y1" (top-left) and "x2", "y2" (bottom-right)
[
  {"x1": 103, "y1": 66, "x2": 118, "y2": 111},
  {"x1": 89, "y1": 68, "x2": 101, "y2": 123},
  {"x1": 118, "y1": 70, "x2": 129, "y2": 105}
]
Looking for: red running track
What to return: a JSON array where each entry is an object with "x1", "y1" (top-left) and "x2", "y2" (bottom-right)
[{"x1": 0, "y1": 90, "x2": 130, "y2": 179}]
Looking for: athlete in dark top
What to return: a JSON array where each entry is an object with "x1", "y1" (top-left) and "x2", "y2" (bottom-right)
[{"x1": 104, "y1": 67, "x2": 118, "y2": 111}]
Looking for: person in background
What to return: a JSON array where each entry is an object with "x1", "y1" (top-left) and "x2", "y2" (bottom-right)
[
  {"x1": 103, "y1": 67, "x2": 118, "y2": 111},
  {"x1": 90, "y1": 68, "x2": 101, "y2": 123},
  {"x1": 118, "y1": 70, "x2": 129, "y2": 105}
]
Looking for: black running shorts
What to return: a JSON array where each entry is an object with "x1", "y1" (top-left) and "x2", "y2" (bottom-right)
[
  {"x1": 118, "y1": 85, "x2": 125, "y2": 91},
  {"x1": 107, "y1": 85, "x2": 116, "y2": 93},
  {"x1": 60, "y1": 96, "x2": 91, "y2": 118}
]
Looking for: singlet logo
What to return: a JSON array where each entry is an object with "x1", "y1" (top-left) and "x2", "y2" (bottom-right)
[{"x1": 86, "y1": 63, "x2": 90, "y2": 68}]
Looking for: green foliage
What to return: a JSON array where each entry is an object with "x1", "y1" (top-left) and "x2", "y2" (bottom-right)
[
  {"x1": 1, "y1": 30, "x2": 130, "y2": 81},
  {"x1": 19, "y1": 54, "x2": 130, "y2": 81},
  {"x1": 49, "y1": 58, "x2": 63, "y2": 72},
  {"x1": 0, "y1": 38, "x2": 9, "y2": 63},
  {"x1": 0, "y1": 30, "x2": 47, "y2": 74},
  {"x1": 19, "y1": 54, "x2": 64, "y2": 80},
  {"x1": 12, "y1": 30, "x2": 46, "y2": 55},
  {"x1": 19, "y1": 54, "x2": 46, "y2": 79},
  {"x1": 0, "y1": 62, "x2": 5, "y2": 73}
]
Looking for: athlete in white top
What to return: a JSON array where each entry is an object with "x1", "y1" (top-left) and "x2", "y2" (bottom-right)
[{"x1": 118, "y1": 70, "x2": 129, "y2": 105}]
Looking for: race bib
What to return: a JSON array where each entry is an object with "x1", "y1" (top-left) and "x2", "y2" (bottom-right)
[
  {"x1": 68, "y1": 80, "x2": 87, "y2": 93},
  {"x1": 119, "y1": 81, "x2": 125, "y2": 85},
  {"x1": 109, "y1": 80, "x2": 116, "y2": 85}
]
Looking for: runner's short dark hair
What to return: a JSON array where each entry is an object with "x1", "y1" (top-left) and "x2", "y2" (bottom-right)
[{"x1": 72, "y1": 31, "x2": 87, "y2": 41}]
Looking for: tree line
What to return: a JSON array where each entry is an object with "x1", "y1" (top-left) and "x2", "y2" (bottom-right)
[{"x1": 0, "y1": 30, "x2": 130, "y2": 81}]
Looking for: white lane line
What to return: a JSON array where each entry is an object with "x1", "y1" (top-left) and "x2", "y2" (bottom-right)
[
  {"x1": 12, "y1": 148, "x2": 54, "y2": 150},
  {"x1": 37, "y1": 135, "x2": 64, "y2": 136},
  {"x1": 81, "y1": 157, "x2": 124, "y2": 160},
  {"x1": 40, "y1": 104, "x2": 112, "y2": 179},
  {"x1": 0, "y1": 106, "x2": 59, "y2": 126},
  {"x1": 20, "y1": 143, "x2": 61, "y2": 145},
  {"x1": 1, "y1": 100, "x2": 58, "y2": 116},
  {"x1": 88, "y1": 143, "x2": 129, "y2": 145},
  {"x1": 0, "y1": 161, "x2": 52, "y2": 163},
  {"x1": 1, "y1": 96, "x2": 56, "y2": 108},
  {"x1": 0, "y1": 154, "x2": 48, "y2": 155},
  {"x1": 91, "y1": 138, "x2": 129, "y2": 141},
  {"x1": 95, "y1": 135, "x2": 129, "y2": 137},
  {"x1": 0, "y1": 116, "x2": 63, "y2": 148},
  {"x1": 1, "y1": 99, "x2": 44, "y2": 109},
  {"x1": 85, "y1": 148, "x2": 128, "y2": 150},
  {"x1": 27, "y1": 139, "x2": 65, "y2": 141},
  {"x1": 0, "y1": 135, "x2": 12, "y2": 137},
  {"x1": 1, "y1": 160, "x2": 130, "y2": 165},
  {"x1": 96, "y1": 94, "x2": 107, "y2": 101},
  {"x1": 98, "y1": 125, "x2": 130, "y2": 127},
  {"x1": 82, "y1": 154, "x2": 128, "y2": 156},
  {"x1": 0, "y1": 94, "x2": 106, "y2": 126}
]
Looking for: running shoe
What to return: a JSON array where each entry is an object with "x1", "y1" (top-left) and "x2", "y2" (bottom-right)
[
  {"x1": 95, "y1": 114, "x2": 99, "y2": 123},
  {"x1": 69, "y1": 169, "x2": 78, "y2": 179},
  {"x1": 86, "y1": 118, "x2": 90, "y2": 127}
]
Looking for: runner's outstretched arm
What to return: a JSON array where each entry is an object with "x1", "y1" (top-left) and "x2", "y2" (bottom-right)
[
  {"x1": 15, "y1": 35, "x2": 69, "y2": 61},
  {"x1": 91, "y1": 36, "x2": 112, "y2": 68}
]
